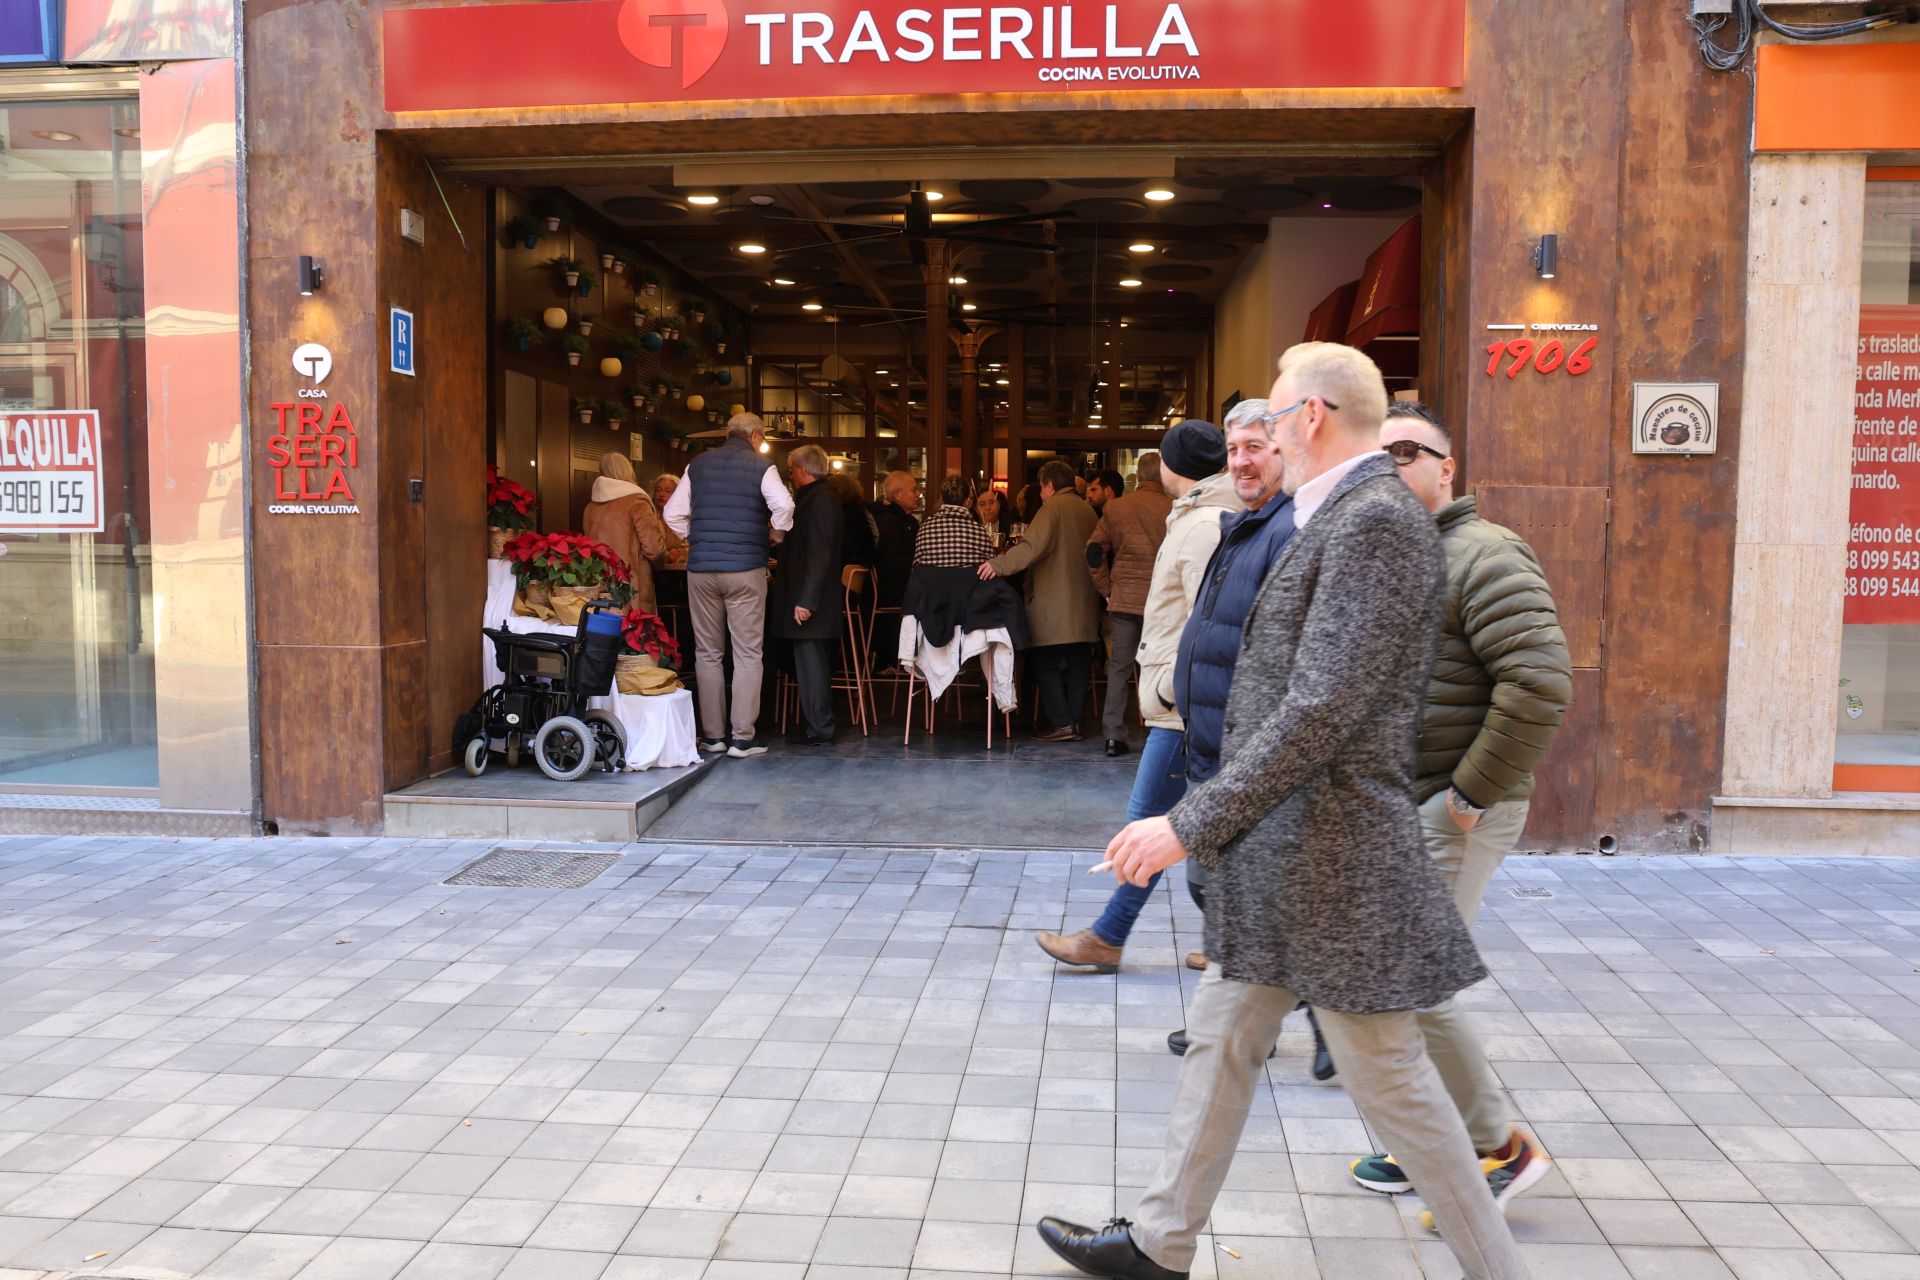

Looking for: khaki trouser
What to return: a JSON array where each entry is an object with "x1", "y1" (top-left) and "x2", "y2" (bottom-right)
[
  {"x1": 688, "y1": 568, "x2": 767, "y2": 742},
  {"x1": 1133, "y1": 967, "x2": 1531, "y2": 1280},
  {"x1": 1417, "y1": 790, "x2": 1531, "y2": 1153},
  {"x1": 1101, "y1": 612, "x2": 1143, "y2": 741}
]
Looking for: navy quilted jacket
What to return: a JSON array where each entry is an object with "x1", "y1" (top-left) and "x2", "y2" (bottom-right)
[{"x1": 1174, "y1": 490, "x2": 1296, "y2": 781}]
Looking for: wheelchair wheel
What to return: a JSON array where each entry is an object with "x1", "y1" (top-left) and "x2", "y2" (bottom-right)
[
  {"x1": 462, "y1": 737, "x2": 490, "y2": 777},
  {"x1": 506, "y1": 735, "x2": 520, "y2": 769},
  {"x1": 533, "y1": 715, "x2": 595, "y2": 781},
  {"x1": 585, "y1": 710, "x2": 627, "y2": 772}
]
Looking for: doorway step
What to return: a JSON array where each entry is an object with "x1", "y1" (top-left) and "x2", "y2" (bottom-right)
[{"x1": 383, "y1": 756, "x2": 717, "y2": 842}]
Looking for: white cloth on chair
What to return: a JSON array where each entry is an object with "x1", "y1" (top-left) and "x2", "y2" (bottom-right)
[{"x1": 899, "y1": 615, "x2": 1018, "y2": 711}]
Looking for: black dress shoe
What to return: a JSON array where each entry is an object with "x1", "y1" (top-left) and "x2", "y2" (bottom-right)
[
  {"x1": 1105, "y1": 738, "x2": 1130, "y2": 757},
  {"x1": 1036, "y1": 1217, "x2": 1187, "y2": 1280},
  {"x1": 1168, "y1": 1028, "x2": 1276, "y2": 1060},
  {"x1": 1306, "y1": 1006, "x2": 1337, "y2": 1081},
  {"x1": 784, "y1": 731, "x2": 833, "y2": 747}
]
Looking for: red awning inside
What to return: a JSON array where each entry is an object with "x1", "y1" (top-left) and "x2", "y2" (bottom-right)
[
  {"x1": 1303, "y1": 280, "x2": 1361, "y2": 344},
  {"x1": 1346, "y1": 216, "x2": 1421, "y2": 348}
]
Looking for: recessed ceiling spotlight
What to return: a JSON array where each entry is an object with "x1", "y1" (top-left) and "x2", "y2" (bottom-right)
[
  {"x1": 801, "y1": 301, "x2": 823, "y2": 311},
  {"x1": 688, "y1": 194, "x2": 720, "y2": 206},
  {"x1": 876, "y1": 368, "x2": 890, "y2": 374},
  {"x1": 1119, "y1": 320, "x2": 1131, "y2": 327},
  {"x1": 32, "y1": 130, "x2": 78, "y2": 142},
  {"x1": 773, "y1": 277, "x2": 796, "y2": 286},
  {"x1": 947, "y1": 275, "x2": 967, "y2": 285},
  {"x1": 923, "y1": 190, "x2": 944, "y2": 201},
  {"x1": 1128, "y1": 242, "x2": 1155, "y2": 254},
  {"x1": 961, "y1": 302, "x2": 977, "y2": 311},
  {"x1": 1143, "y1": 189, "x2": 1175, "y2": 202},
  {"x1": 749, "y1": 194, "x2": 776, "y2": 206},
  {"x1": 995, "y1": 378, "x2": 1010, "y2": 386},
  {"x1": 1321, "y1": 201, "x2": 1333, "y2": 210},
  {"x1": 738, "y1": 243, "x2": 767, "y2": 255},
  {"x1": 1118, "y1": 278, "x2": 1142, "y2": 288}
]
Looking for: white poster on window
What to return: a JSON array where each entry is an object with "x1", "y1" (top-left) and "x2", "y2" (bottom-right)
[{"x1": 0, "y1": 410, "x2": 105, "y2": 533}]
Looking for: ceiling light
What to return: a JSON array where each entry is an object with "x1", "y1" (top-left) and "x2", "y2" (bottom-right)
[
  {"x1": 1128, "y1": 243, "x2": 1154, "y2": 254},
  {"x1": 32, "y1": 130, "x2": 78, "y2": 142},
  {"x1": 876, "y1": 368, "x2": 890, "y2": 374},
  {"x1": 961, "y1": 302, "x2": 977, "y2": 312},
  {"x1": 1143, "y1": 189, "x2": 1175, "y2": 202},
  {"x1": 738, "y1": 242, "x2": 767, "y2": 255},
  {"x1": 749, "y1": 194, "x2": 776, "y2": 206},
  {"x1": 995, "y1": 378, "x2": 1010, "y2": 386},
  {"x1": 1119, "y1": 320, "x2": 1130, "y2": 328},
  {"x1": 688, "y1": 194, "x2": 720, "y2": 206},
  {"x1": 773, "y1": 277, "x2": 795, "y2": 286},
  {"x1": 758, "y1": 441, "x2": 771, "y2": 454},
  {"x1": 1118, "y1": 278, "x2": 1142, "y2": 288},
  {"x1": 1321, "y1": 201, "x2": 1333, "y2": 210},
  {"x1": 947, "y1": 275, "x2": 967, "y2": 285},
  {"x1": 923, "y1": 190, "x2": 944, "y2": 201},
  {"x1": 890, "y1": 381, "x2": 900, "y2": 387},
  {"x1": 802, "y1": 302, "x2": 823, "y2": 311}
]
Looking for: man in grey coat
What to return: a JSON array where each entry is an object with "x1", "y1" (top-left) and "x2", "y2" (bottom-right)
[{"x1": 1037, "y1": 343, "x2": 1530, "y2": 1280}]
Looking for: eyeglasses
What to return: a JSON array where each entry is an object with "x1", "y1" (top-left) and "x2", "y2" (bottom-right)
[
  {"x1": 1384, "y1": 438, "x2": 1449, "y2": 466},
  {"x1": 1259, "y1": 396, "x2": 1340, "y2": 430}
]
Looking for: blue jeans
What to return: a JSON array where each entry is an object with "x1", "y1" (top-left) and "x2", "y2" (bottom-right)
[{"x1": 1090, "y1": 728, "x2": 1189, "y2": 947}]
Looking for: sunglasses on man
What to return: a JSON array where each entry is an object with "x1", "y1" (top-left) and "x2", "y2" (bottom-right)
[{"x1": 1384, "y1": 438, "x2": 1449, "y2": 466}]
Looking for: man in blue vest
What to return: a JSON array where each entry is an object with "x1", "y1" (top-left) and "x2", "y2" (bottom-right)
[{"x1": 663, "y1": 412, "x2": 795, "y2": 758}]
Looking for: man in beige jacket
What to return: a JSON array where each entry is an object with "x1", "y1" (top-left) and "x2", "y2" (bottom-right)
[
  {"x1": 981, "y1": 459, "x2": 1102, "y2": 740},
  {"x1": 1088, "y1": 454, "x2": 1174, "y2": 757},
  {"x1": 1036, "y1": 422, "x2": 1236, "y2": 969}
]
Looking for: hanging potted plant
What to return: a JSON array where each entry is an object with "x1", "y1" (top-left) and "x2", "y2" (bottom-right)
[
  {"x1": 503, "y1": 316, "x2": 541, "y2": 353},
  {"x1": 531, "y1": 191, "x2": 569, "y2": 233},
  {"x1": 609, "y1": 245, "x2": 638, "y2": 277},
  {"x1": 546, "y1": 255, "x2": 583, "y2": 290},
  {"x1": 653, "y1": 374, "x2": 669, "y2": 397},
  {"x1": 574, "y1": 266, "x2": 598, "y2": 299},
  {"x1": 631, "y1": 265, "x2": 660, "y2": 297},
  {"x1": 631, "y1": 305, "x2": 652, "y2": 331},
  {"x1": 561, "y1": 334, "x2": 590, "y2": 367},
  {"x1": 671, "y1": 335, "x2": 696, "y2": 362},
  {"x1": 578, "y1": 312, "x2": 597, "y2": 337},
  {"x1": 602, "y1": 399, "x2": 627, "y2": 430},
  {"x1": 485, "y1": 465, "x2": 537, "y2": 559},
  {"x1": 616, "y1": 606, "x2": 683, "y2": 691},
  {"x1": 599, "y1": 249, "x2": 616, "y2": 272},
  {"x1": 664, "y1": 373, "x2": 686, "y2": 401},
  {"x1": 681, "y1": 296, "x2": 708, "y2": 327},
  {"x1": 628, "y1": 384, "x2": 649, "y2": 410},
  {"x1": 704, "y1": 320, "x2": 728, "y2": 354},
  {"x1": 572, "y1": 396, "x2": 596, "y2": 425},
  {"x1": 504, "y1": 215, "x2": 540, "y2": 250}
]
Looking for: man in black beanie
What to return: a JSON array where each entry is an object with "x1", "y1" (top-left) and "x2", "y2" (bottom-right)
[{"x1": 1035, "y1": 417, "x2": 1237, "y2": 971}]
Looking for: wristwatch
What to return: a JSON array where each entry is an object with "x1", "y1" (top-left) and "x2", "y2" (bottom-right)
[{"x1": 1448, "y1": 786, "x2": 1486, "y2": 816}]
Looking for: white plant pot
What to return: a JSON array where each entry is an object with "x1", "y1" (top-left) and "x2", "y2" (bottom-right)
[
  {"x1": 580, "y1": 321, "x2": 594, "y2": 336},
  {"x1": 543, "y1": 216, "x2": 561, "y2": 231},
  {"x1": 577, "y1": 410, "x2": 592, "y2": 423},
  {"x1": 564, "y1": 271, "x2": 580, "y2": 287},
  {"x1": 566, "y1": 352, "x2": 581, "y2": 366},
  {"x1": 612, "y1": 261, "x2": 626, "y2": 275},
  {"x1": 600, "y1": 253, "x2": 614, "y2": 270}
]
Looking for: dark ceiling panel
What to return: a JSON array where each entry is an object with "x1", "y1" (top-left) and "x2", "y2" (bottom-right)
[
  {"x1": 651, "y1": 184, "x2": 737, "y2": 197},
  {"x1": 818, "y1": 181, "x2": 913, "y2": 199},
  {"x1": 1143, "y1": 264, "x2": 1214, "y2": 283},
  {"x1": 1064, "y1": 198, "x2": 1147, "y2": 222},
  {"x1": 947, "y1": 201, "x2": 1025, "y2": 216},
  {"x1": 603, "y1": 197, "x2": 690, "y2": 221},
  {"x1": 1059, "y1": 177, "x2": 1143, "y2": 190},
  {"x1": 843, "y1": 202, "x2": 907, "y2": 217},
  {"x1": 877, "y1": 262, "x2": 924, "y2": 283},
  {"x1": 981, "y1": 249, "x2": 1049, "y2": 272},
  {"x1": 1156, "y1": 201, "x2": 1241, "y2": 226},
  {"x1": 958, "y1": 179, "x2": 1051, "y2": 202},
  {"x1": 975, "y1": 288, "x2": 1043, "y2": 307},
  {"x1": 715, "y1": 205, "x2": 795, "y2": 225},
  {"x1": 1222, "y1": 184, "x2": 1315, "y2": 212},
  {"x1": 1333, "y1": 184, "x2": 1422, "y2": 212},
  {"x1": 951, "y1": 266, "x2": 1025, "y2": 285},
  {"x1": 1164, "y1": 240, "x2": 1239, "y2": 261}
]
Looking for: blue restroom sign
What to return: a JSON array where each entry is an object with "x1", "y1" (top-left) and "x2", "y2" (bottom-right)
[{"x1": 390, "y1": 307, "x2": 415, "y2": 377}]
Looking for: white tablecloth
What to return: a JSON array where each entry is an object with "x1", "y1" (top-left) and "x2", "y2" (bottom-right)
[{"x1": 483, "y1": 559, "x2": 699, "y2": 771}]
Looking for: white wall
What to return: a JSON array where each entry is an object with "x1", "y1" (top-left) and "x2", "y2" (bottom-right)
[{"x1": 1210, "y1": 217, "x2": 1405, "y2": 416}]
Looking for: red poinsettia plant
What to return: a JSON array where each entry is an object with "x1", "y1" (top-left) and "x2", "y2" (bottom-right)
[
  {"x1": 502, "y1": 530, "x2": 632, "y2": 604},
  {"x1": 621, "y1": 607, "x2": 682, "y2": 668},
  {"x1": 486, "y1": 465, "x2": 538, "y2": 531}
]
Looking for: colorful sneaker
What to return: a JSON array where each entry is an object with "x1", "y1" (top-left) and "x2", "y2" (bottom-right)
[{"x1": 1413, "y1": 1130, "x2": 1551, "y2": 1230}]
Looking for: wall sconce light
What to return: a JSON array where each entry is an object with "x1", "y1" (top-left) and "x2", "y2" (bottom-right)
[
  {"x1": 1532, "y1": 234, "x2": 1558, "y2": 280},
  {"x1": 297, "y1": 254, "x2": 324, "y2": 296}
]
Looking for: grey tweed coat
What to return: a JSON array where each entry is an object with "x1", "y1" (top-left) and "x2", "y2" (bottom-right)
[{"x1": 1164, "y1": 454, "x2": 1488, "y2": 1014}]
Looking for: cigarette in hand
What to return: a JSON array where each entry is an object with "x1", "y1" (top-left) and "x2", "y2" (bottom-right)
[{"x1": 1088, "y1": 861, "x2": 1113, "y2": 874}]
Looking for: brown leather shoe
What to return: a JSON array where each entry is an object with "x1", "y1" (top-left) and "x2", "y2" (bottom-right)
[
  {"x1": 1036, "y1": 929, "x2": 1123, "y2": 972},
  {"x1": 1033, "y1": 725, "x2": 1078, "y2": 742},
  {"x1": 1185, "y1": 952, "x2": 1207, "y2": 971}
]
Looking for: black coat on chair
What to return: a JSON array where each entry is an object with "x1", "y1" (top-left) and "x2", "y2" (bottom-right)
[{"x1": 770, "y1": 479, "x2": 845, "y2": 641}]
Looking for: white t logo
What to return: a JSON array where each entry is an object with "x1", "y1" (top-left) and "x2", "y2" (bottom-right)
[{"x1": 293, "y1": 342, "x2": 334, "y2": 382}]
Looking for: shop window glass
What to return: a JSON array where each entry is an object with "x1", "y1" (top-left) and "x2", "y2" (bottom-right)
[
  {"x1": 1837, "y1": 181, "x2": 1920, "y2": 791},
  {"x1": 0, "y1": 99, "x2": 155, "y2": 788}
]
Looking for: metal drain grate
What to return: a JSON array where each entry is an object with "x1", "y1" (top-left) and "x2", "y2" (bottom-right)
[
  {"x1": 446, "y1": 847, "x2": 621, "y2": 889},
  {"x1": 1509, "y1": 886, "x2": 1555, "y2": 900}
]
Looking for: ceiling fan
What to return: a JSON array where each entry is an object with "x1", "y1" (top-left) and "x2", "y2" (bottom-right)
[{"x1": 769, "y1": 184, "x2": 1071, "y2": 263}]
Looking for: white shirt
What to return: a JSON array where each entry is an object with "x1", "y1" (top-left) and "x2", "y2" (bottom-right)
[
  {"x1": 662, "y1": 461, "x2": 796, "y2": 539},
  {"x1": 1291, "y1": 450, "x2": 1387, "y2": 530}
]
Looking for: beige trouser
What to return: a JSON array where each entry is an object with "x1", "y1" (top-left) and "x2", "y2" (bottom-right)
[
  {"x1": 1417, "y1": 790, "x2": 1531, "y2": 1153},
  {"x1": 688, "y1": 568, "x2": 767, "y2": 742},
  {"x1": 1133, "y1": 967, "x2": 1530, "y2": 1280}
]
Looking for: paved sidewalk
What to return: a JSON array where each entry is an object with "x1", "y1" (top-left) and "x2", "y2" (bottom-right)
[{"x1": 0, "y1": 838, "x2": 1917, "y2": 1280}]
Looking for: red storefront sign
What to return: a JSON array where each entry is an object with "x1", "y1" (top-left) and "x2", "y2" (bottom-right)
[
  {"x1": 383, "y1": 0, "x2": 1465, "y2": 113},
  {"x1": 1847, "y1": 305, "x2": 1920, "y2": 625},
  {"x1": 0, "y1": 411, "x2": 104, "y2": 533},
  {"x1": 265, "y1": 401, "x2": 362, "y2": 515}
]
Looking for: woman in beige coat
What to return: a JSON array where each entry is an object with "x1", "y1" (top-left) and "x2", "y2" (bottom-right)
[
  {"x1": 582, "y1": 451, "x2": 670, "y2": 615},
  {"x1": 981, "y1": 459, "x2": 1101, "y2": 738}
]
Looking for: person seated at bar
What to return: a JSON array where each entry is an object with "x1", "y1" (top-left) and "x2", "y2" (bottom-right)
[
  {"x1": 829, "y1": 471, "x2": 878, "y2": 570},
  {"x1": 583, "y1": 451, "x2": 670, "y2": 614},
  {"x1": 981, "y1": 459, "x2": 1101, "y2": 742},
  {"x1": 974, "y1": 485, "x2": 1013, "y2": 550},
  {"x1": 916, "y1": 474, "x2": 994, "y2": 569},
  {"x1": 653, "y1": 472, "x2": 690, "y2": 569}
]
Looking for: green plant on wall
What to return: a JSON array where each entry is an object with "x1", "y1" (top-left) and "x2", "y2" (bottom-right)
[
  {"x1": 572, "y1": 396, "x2": 596, "y2": 424},
  {"x1": 601, "y1": 399, "x2": 627, "y2": 427},
  {"x1": 560, "y1": 333, "x2": 590, "y2": 366},
  {"x1": 630, "y1": 265, "x2": 660, "y2": 294},
  {"x1": 671, "y1": 335, "x2": 696, "y2": 362},
  {"x1": 545, "y1": 255, "x2": 583, "y2": 289},
  {"x1": 608, "y1": 244, "x2": 639, "y2": 276},
  {"x1": 504, "y1": 216, "x2": 540, "y2": 250},
  {"x1": 573, "y1": 266, "x2": 598, "y2": 298},
  {"x1": 504, "y1": 316, "x2": 541, "y2": 352},
  {"x1": 578, "y1": 311, "x2": 599, "y2": 336},
  {"x1": 531, "y1": 191, "x2": 570, "y2": 231}
]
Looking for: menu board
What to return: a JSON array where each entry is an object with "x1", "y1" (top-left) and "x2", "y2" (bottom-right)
[{"x1": 0, "y1": 410, "x2": 104, "y2": 534}]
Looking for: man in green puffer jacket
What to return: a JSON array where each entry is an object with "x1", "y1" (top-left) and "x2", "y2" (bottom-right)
[{"x1": 1347, "y1": 401, "x2": 1574, "y2": 1224}]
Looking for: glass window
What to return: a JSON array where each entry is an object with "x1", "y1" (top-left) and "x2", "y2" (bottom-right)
[
  {"x1": 0, "y1": 98, "x2": 155, "y2": 788},
  {"x1": 1837, "y1": 180, "x2": 1920, "y2": 792}
]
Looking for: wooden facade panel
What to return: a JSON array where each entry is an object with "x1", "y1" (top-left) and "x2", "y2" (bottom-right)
[
  {"x1": 1519, "y1": 667, "x2": 1600, "y2": 851},
  {"x1": 1474, "y1": 484, "x2": 1608, "y2": 670},
  {"x1": 257, "y1": 644, "x2": 386, "y2": 832},
  {"x1": 1421, "y1": 127, "x2": 1473, "y2": 475}
]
